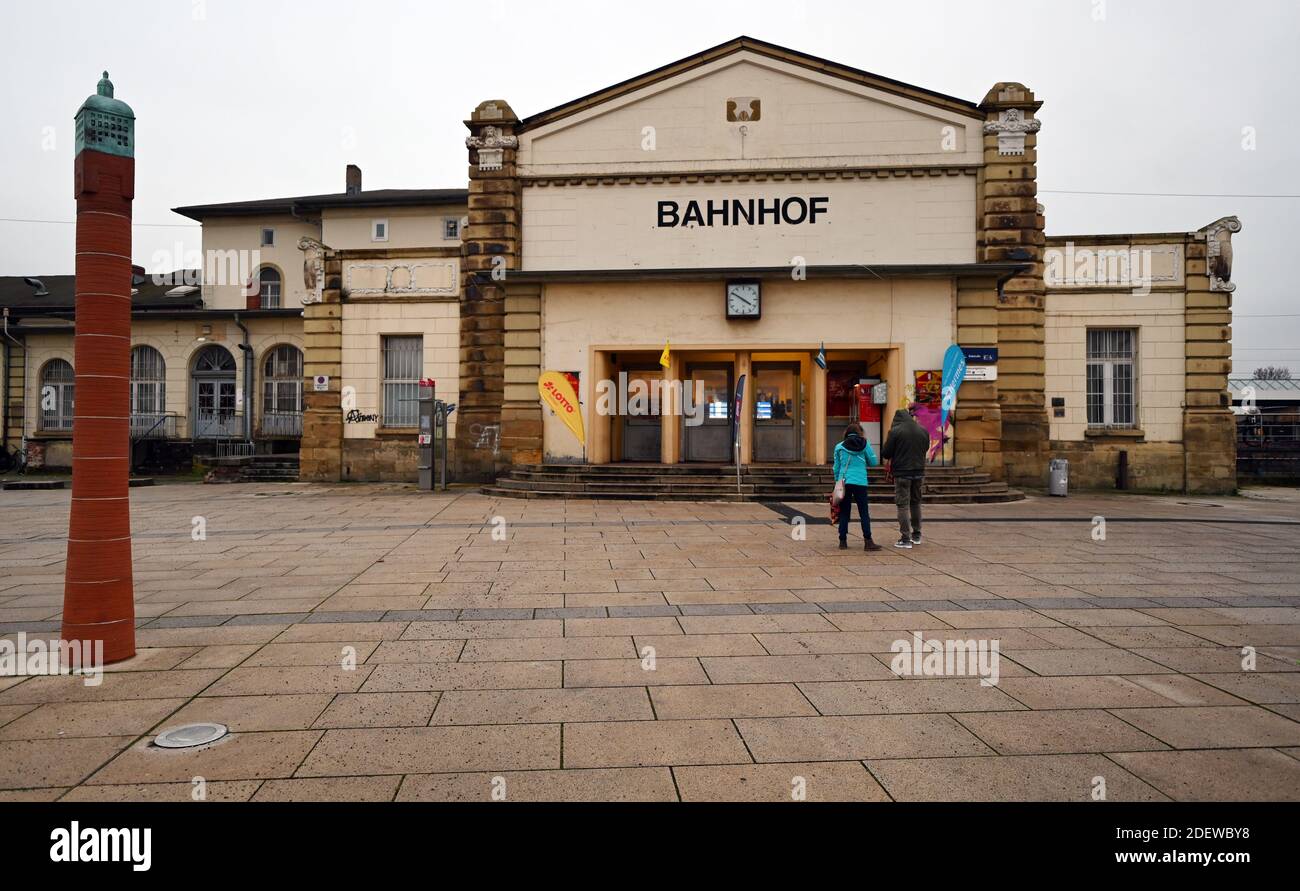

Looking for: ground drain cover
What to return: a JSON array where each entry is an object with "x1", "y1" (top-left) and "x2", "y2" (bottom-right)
[{"x1": 154, "y1": 723, "x2": 228, "y2": 749}]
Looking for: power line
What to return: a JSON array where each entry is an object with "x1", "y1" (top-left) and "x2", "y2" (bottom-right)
[
  {"x1": 0, "y1": 217, "x2": 198, "y2": 228},
  {"x1": 1041, "y1": 189, "x2": 1300, "y2": 199}
]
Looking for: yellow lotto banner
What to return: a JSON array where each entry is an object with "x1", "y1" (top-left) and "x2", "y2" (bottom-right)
[{"x1": 538, "y1": 371, "x2": 585, "y2": 446}]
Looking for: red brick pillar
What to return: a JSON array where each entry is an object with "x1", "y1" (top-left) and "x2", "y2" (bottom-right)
[{"x1": 64, "y1": 72, "x2": 137, "y2": 663}]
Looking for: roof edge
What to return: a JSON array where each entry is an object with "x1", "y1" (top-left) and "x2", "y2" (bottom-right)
[{"x1": 518, "y1": 35, "x2": 983, "y2": 132}]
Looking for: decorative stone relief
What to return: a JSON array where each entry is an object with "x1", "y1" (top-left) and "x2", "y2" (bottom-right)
[
  {"x1": 466, "y1": 125, "x2": 518, "y2": 172},
  {"x1": 345, "y1": 260, "x2": 457, "y2": 295},
  {"x1": 297, "y1": 236, "x2": 328, "y2": 304},
  {"x1": 983, "y1": 108, "x2": 1041, "y2": 155},
  {"x1": 1203, "y1": 216, "x2": 1242, "y2": 292}
]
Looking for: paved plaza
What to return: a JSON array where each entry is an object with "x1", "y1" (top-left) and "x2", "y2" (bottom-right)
[{"x1": 1, "y1": 481, "x2": 1299, "y2": 802}]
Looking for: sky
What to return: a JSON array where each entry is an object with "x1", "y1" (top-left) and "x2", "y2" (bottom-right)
[{"x1": 2, "y1": 0, "x2": 1296, "y2": 376}]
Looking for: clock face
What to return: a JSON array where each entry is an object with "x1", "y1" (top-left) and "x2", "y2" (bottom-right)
[{"x1": 726, "y1": 282, "x2": 761, "y2": 318}]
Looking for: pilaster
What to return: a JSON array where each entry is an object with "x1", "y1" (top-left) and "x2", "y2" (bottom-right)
[{"x1": 979, "y1": 83, "x2": 1049, "y2": 486}]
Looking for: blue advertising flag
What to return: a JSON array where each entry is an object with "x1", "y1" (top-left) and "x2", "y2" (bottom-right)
[
  {"x1": 939, "y1": 344, "x2": 967, "y2": 442},
  {"x1": 814, "y1": 343, "x2": 827, "y2": 370},
  {"x1": 732, "y1": 374, "x2": 746, "y2": 448}
]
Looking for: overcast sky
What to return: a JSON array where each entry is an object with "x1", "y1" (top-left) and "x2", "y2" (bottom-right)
[{"x1": 2, "y1": 0, "x2": 1295, "y2": 374}]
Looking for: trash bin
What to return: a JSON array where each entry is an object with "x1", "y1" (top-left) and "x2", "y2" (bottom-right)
[{"x1": 1048, "y1": 458, "x2": 1069, "y2": 497}]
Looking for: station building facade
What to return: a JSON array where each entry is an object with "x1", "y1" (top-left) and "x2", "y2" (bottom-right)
[
  {"x1": 0, "y1": 37, "x2": 1238, "y2": 492},
  {"x1": 427, "y1": 37, "x2": 1238, "y2": 493}
]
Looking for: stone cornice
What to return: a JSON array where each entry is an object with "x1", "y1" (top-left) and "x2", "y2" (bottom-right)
[{"x1": 521, "y1": 165, "x2": 979, "y2": 188}]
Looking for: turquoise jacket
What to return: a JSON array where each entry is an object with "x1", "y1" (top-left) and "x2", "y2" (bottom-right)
[{"x1": 833, "y1": 436, "x2": 879, "y2": 486}]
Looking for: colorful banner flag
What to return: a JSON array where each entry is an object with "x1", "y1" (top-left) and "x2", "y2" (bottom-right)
[
  {"x1": 936, "y1": 344, "x2": 967, "y2": 458},
  {"x1": 538, "y1": 370, "x2": 585, "y2": 446},
  {"x1": 659, "y1": 341, "x2": 671, "y2": 369}
]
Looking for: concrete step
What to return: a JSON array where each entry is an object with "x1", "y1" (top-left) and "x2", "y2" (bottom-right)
[
  {"x1": 486, "y1": 463, "x2": 1023, "y2": 503},
  {"x1": 481, "y1": 486, "x2": 1023, "y2": 504}
]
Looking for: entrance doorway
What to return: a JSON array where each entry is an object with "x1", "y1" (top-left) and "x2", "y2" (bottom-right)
[
  {"x1": 621, "y1": 368, "x2": 662, "y2": 461},
  {"x1": 683, "y1": 364, "x2": 732, "y2": 462},
  {"x1": 753, "y1": 363, "x2": 800, "y2": 462},
  {"x1": 825, "y1": 367, "x2": 883, "y2": 461},
  {"x1": 191, "y1": 345, "x2": 240, "y2": 439}
]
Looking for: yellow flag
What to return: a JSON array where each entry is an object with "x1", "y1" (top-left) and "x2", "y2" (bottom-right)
[
  {"x1": 538, "y1": 371, "x2": 585, "y2": 446},
  {"x1": 659, "y1": 340, "x2": 671, "y2": 369}
]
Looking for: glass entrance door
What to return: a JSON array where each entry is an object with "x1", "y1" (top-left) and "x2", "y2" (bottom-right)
[
  {"x1": 753, "y1": 364, "x2": 800, "y2": 462},
  {"x1": 194, "y1": 379, "x2": 238, "y2": 438},
  {"x1": 621, "y1": 368, "x2": 662, "y2": 461},
  {"x1": 683, "y1": 365, "x2": 732, "y2": 462}
]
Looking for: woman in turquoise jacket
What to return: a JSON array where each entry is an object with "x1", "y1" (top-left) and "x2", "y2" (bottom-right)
[{"x1": 833, "y1": 422, "x2": 881, "y2": 551}]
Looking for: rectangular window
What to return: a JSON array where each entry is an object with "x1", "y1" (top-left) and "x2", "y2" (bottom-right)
[
  {"x1": 382, "y1": 335, "x2": 422, "y2": 427},
  {"x1": 261, "y1": 227, "x2": 275, "y2": 247},
  {"x1": 372, "y1": 219, "x2": 389, "y2": 242},
  {"x1": 1086, "y1": 329, "x2": 1137, "y2": 428},
  {"x1": 443, "y1": 218, "x2": 460, "y2": 240}
]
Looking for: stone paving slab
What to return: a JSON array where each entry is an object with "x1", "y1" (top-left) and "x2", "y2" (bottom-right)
[{"x1": 1, "y1": 482, "x2": 1299, "y2": 800}]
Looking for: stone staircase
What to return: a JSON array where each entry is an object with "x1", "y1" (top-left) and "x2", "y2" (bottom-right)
[
  {"x1": 237, "y1": 455, "x2": 301, "y2": 483},
  {"x1": 482, "y1": 463, "x2": 1024, "y2": 503}
]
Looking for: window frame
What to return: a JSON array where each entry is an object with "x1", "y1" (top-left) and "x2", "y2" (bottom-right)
[
  {"x1": 371, "y1": 219, "x2": 389, "y2": 243},
  {"x1": 443, "y1": 217, "x2": 460, "y2": 240},
  {"x1": 262, "y1": 344, "x2": 304, "y2": 416},
  {"x1": 380, "y1": 335, "x2": 423, "y2": 429},
  {"x1": 39, "y1": 358, "x2": 76, "y2": 432},
  {"x1": 260, "y1": 227, "x2": 276, "y2": 247},
  {"x1": 1085, "y1": 328, "x2": 1138, "y2": 429},
  {"x1": 129, "y1": 345, "x2": 167, "y2": 418},
  {"x1": 256, "y1": 266, "x2": 282, "y2": 309}
]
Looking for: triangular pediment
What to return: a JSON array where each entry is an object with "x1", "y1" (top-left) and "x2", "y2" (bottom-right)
[{"x1": 517, "y1": 37, "x2": 984, "y2": 174}]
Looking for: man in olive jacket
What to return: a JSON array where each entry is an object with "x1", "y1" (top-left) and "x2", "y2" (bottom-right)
[{"x1": 880, "y1": 408, "x2": 930, "y2": 549}]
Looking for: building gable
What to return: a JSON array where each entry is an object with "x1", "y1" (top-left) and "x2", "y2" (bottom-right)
[{"x1": 518, "y1": 45, "x2": 984, "y2": 177}]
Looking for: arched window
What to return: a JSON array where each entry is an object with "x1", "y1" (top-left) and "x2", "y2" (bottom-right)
[
  {"x1": 130, "y1": 345, "x2": 166, "y2": 417},
  {"x1": 263, "y1": 344, "x2": 303, "y2": 415},
  {"x1": 39, "y1": 359, "x2": 75, "y2": 431},
  {"x1": 192, "y1": 344, "x2": 236, "y2": 374},
  {"x1": 257, "y1": 266, "x2": 282, "y2": 309}
]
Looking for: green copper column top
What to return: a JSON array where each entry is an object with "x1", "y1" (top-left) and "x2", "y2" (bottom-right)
[{"x1": 75, "y1": 71, "x2": 135, "y2": 158}]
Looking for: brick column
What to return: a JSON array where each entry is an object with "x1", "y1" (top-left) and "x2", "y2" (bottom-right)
[
  {"x1": 299, "y1": 253, "x2": 343, "y2": 481},
  {"x1": 979, "y1": 83, "x2": 1049, "y2": 486},
  {"x1": 1183, "y1": 216, "x2": 1240, "y2": 494},
  {"x1": 455, "y1": 100, "x2": 521, "y2": 481}
]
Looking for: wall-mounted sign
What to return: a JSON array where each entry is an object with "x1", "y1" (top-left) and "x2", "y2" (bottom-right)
[
  {"x1": 961, "y1": 347, "x2": 999, "y2": 364},
  {"x1": 963, "y1": 365, "x2": 998, "y2": 382},
  {"x1": 657, "y1": 197, "x2": 829, "y2": 228},
  {"x1": 313, "y1": 375, "x2": 329, "y2": 392}
]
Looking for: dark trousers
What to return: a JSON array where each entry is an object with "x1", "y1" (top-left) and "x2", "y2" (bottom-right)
[
  {"x1": 838, "y1": 483, "x2": 872, "y2": 541},
  {"x1": 894, "y1": 475, "x2": 923, "y2": 537}
]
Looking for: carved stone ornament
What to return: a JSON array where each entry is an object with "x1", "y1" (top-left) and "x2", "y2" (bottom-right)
[
  {"x1": 466, "y1": 125, "x2": 518, "y2": 172},
  {"x1": 983, "y1": 108, "x2": 1041, "y2": 156},
  {"x1": 1203, "y1": 216, "x2": 1242, "y2": 292},
  {"x1": 465, "y1": 125, "x2": 518, "y2": 149},
  {"x1": 297, "y1": 236, "x2": 328, "y2": 304}
]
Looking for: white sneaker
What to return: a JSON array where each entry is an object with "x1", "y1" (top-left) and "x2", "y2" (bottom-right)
[{"x1": 894, "y1": 536, "x2": 913, "y2": 549}]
